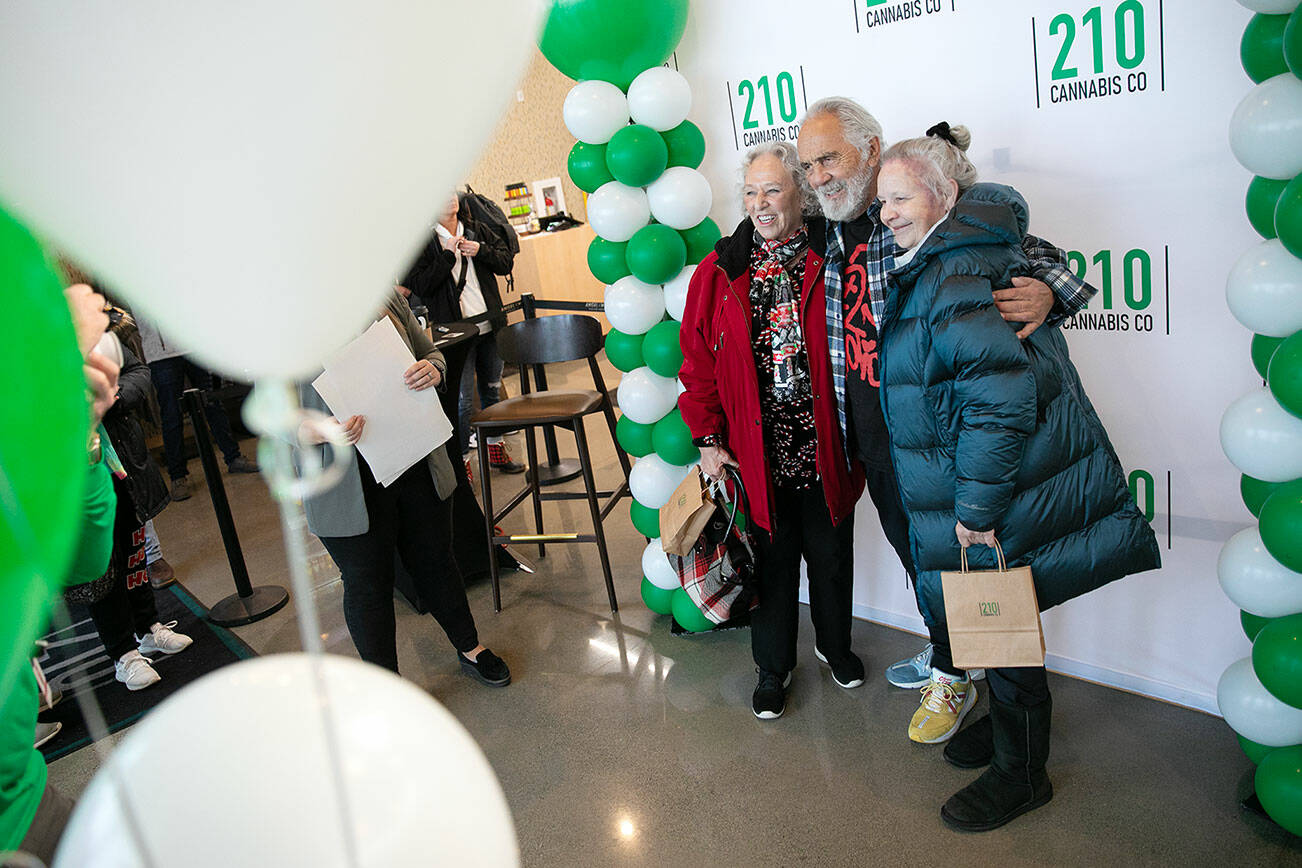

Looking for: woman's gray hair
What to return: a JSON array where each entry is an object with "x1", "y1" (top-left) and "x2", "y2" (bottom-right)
[
  {"x1": 738, "y1": 140, "x2": 819, "y2": 215},
  {"x1": 880, "y1": 126, "x2": 978, "y2": 202},
  {"x1": 804, "y1": 96, "x2": 886, "y2": 160}
]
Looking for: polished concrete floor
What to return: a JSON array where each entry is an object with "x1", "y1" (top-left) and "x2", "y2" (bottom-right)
[{"x1": 48, "y1": 360, "x2": 1302, "y2": 866}]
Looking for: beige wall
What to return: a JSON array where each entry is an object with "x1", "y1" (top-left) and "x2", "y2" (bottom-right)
[{"x1": 464, "y1": 49, "x2": 586, "y2": 224}]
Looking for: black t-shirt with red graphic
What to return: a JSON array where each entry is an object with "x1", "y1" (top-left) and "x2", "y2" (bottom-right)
[{"x1": 841, "y1": 211, "x2": 892, "y2": 470}]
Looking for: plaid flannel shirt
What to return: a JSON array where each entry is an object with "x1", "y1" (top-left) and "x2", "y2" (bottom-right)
[{"x1": 823, "y1": 208, "x2": 1098, "y2": 449}]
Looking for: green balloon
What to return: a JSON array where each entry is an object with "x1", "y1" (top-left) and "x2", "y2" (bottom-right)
[
  {"x1": 641, "y1": 576, "x2": 676, "y2": 614},
  {"x1": 1256, "y1": 745, "x2": 1302, "y2": 835},
  {"x1": 642, "y1": 320, "x2": 684, "y2": 378},
  {"x1": 1242, "y1": 13, "x2": 1291, "y2": 83},
  {"x1": 653, "y1": 409, "x2": 699, "y2": 466},
  {"x1": 1243, "y1": 474, "x2": 1284, "y2": 517},
  {"x1": 1260, "y1": 479, "x2": 1302, "y2": 572},
  {"x1": 1268, "y1": 329, "x2": 1302, "y2": 417},
  {"x1": 0, "y1": 207, "x2": 89, "y2": 707},
  {"x1": 1247, "y1": 176, "x2": 1288, "y2": 239},
  {"x1": 568, "y1": 141, "x2": 613, "y2": 194},
  {"x1": 1252, "y1": 334, "x2": 1285, "y2": 380},
  {"x1": 671, "y1": 587, "x2": 715, "y2": 632},
  {"x1": 626, "y1": 223, "x2": 687, "y2": 285},
  {"x1": 538, "y1": 0, "x2": 689, "y2": 90},
  {"x1": 630, "y1": 499, "x2": 660, "y2": 537},
  {"x1": 1286, "y1": 6, "x2": 1302, "y2": 79},
  {"x1": 588, "y1": 236, "x2": 631, "y2": 285},
  {"x1": 1239, "y1": 733, "x2": 1282, "y2": 765},
  {"x1": 1275, "y1": 173, "x2": 1302, "y2": 260},
  {"x1": 1244, "y1": 610, "x2": 1279, "y2": 642},
  {"x1": 662, "y1": 120, "x2": 706, "y2": 169},
  {"x1": 1254, "y1": 613, "x2": 1302, "y2": 709},
  {"x1": 616, "y1": 413, "x2": 656, "y2": 457},
  {"x1": 605, "y1": 328, "x2": 645, "y2": 372},
  {"x1": 680, "y1": 217, "x2": 722, "y2": 265},
  {"x1": 605, "y1": 125, "x2": 668, "y2": 188}
]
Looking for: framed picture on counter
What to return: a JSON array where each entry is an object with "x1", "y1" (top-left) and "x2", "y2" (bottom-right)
[{"x1": 532, "y1": 177, "x2": 565, "y2": 218}]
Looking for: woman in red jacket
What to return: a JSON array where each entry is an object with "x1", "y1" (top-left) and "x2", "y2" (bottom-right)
[{"x1": 679, "y1": 142, "x2": 864, "y2": 720}]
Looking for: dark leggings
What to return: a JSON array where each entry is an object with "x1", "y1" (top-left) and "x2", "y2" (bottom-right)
[
  {"x1": 88, "y1": 478, "x2": 160, "y2": 660},
  {"x1": 319, "y1": 458, "x2": 479, "y2": 674}
]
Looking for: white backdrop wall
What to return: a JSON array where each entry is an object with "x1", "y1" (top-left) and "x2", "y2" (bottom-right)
[{"x1": 671, "y1": 0, "x2": 1258, "y2": 713}]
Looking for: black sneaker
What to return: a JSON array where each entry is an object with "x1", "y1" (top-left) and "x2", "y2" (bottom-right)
[
  {"x1": 459, "y1": 648, "x2": 511, "y2": 687},
  {"x1": 752, "y1": 668, "x2": 791, "y2": 720},
  {"x1": 170, "y1": 476, "x2": 192, "y2": 502},
  {"x1": 814, "y1": 647, "x2": 865, "y2": 688}
]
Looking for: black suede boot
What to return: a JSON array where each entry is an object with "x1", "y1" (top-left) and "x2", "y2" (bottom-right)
[
  {"x1": 941, "y1": 696, "x2": 1053, "y2": 832},
  {"x1": 943, "y1": 713, "x2": 993, "y2": 769}
]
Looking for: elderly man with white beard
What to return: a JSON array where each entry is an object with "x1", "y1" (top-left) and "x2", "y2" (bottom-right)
[{"x1": 795, "y1": 99, "x2": 1098, "y2": 751}]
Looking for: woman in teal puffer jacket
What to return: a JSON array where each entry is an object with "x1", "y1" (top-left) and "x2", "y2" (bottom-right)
[{"x1": 875, "y1": 127, "x2": 1160, "y2": 833}]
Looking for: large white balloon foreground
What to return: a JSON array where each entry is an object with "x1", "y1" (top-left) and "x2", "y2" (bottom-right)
[
  {"x1": 0, "y1": 2, "x2": 539, "y2": 380},
  {"x1": 55, "y1": 655, "x2": 519, "y2": 868}
]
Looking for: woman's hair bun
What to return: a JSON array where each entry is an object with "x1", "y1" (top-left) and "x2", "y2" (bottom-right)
[{"x1": 925, "y1": 121, "x2": 971, "y2": 152}]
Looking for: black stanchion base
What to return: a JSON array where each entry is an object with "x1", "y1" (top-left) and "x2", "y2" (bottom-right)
[
  {"x1": 208, "y1": 585, "x2": 290, "y2": 627},
  {"x1": 531, "y1": 459, "x2": 583, "y2": 487}
]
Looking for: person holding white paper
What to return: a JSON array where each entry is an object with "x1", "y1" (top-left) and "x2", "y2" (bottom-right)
[{"x1": 301, "y1": 292, "x2": 510, "y2": 687}]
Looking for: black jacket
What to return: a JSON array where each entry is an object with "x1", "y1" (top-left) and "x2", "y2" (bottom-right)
[
  {"x1": 103, "y1": 344, "x2": 171, "y2": 523},
  {"x1": 401, "y1": 210, "x2": 514, "y2": 329}
]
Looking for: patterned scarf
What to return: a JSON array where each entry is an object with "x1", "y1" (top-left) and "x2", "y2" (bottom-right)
[{"x1": 750, "y1": 226, "x2": 809, "y2": 403}]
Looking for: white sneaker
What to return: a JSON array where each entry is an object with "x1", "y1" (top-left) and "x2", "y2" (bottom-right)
[
  {"x1": 115, "y1": 650, "x2": 161, "y2": 691},
  {"x1": 34, "y1": 721, "x2": 62, "y2": 749},
  {"x1": 137, "y1": 620, "x2": 193, "y2": 655}
]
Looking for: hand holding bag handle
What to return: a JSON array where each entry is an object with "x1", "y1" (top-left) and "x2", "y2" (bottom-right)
[{"x1": 958, "y1": 539, "x2": 1007, "y2": 574}]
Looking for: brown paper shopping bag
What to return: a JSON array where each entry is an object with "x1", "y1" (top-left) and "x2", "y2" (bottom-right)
[
  {"x1": 940, "y1": 540, "x2": 1045, "y2": 670},
  {"x1": 659, "y1": 467, "x2": 716, "y2": 556}
]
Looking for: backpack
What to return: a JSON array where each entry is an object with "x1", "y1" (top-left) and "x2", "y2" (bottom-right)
[{"x1": 459, "y1": 185, "x2": 520, "y2": 260}]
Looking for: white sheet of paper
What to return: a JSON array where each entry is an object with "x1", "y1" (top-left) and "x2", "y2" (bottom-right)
[{"x1": 311, "y1": 318, "x2": 452, "y2": 487}]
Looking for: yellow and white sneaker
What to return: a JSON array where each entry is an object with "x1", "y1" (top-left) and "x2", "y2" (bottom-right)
[{"x1": 908, "y1": 669, "x2": 976, "y2": 744}]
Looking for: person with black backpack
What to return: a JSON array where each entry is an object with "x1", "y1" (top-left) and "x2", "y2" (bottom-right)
[{"x1": 400, "y1": 190, "x2": 524, "y2": 473}]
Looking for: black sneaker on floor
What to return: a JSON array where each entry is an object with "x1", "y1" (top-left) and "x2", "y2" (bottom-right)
[
  {"x1": 170, "y1": 476, "x2": 192, "y2": 501},
  {"x1": 752, "y1": 668, "x2": 792, "y2": 720},
  {"x1": 459, "y1": 648, "x2": 511, "y2": 687},
  {"x1": 814, "y1": 647, "x2": 865, "y2": 689}
]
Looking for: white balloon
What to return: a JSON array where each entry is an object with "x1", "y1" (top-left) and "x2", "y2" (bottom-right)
[
  {"x1": 642, "y1": 538, "x2": 680, "y2": 589},
  {"x1": 663, "y1": 266, "x2": 696, "y2": 322},
  {"x1": 54, "y1": 655, "x2": 518, "y2": 867},
  {"x1": 562, "y1": 80, "x2": 629, "y2": 145},
  {"x1": 587, "y1": 181, "x2": 650, "y2": 243},
  {"x1": 1226, "y1": 239, "x2": 1302, "y2": 337},
  {"x1": 605, "y1": 276, "x2": 666, "y2": 335},
  {"x1": 647, "y1": 167, "x2": 714, "y2": 230},
  {"x1": 676, "y1": 378, "x2": 687, "y2": 396},
  {"x1": 1217, "y1": 657, "x2": 1302, "y2": 747},
  {"x1": 1218, "y1": 526, "x2": 1302, "y2": 618},
  {"x1": 1229, "y1": 74, "x2": 1302, "y2": 180},
  {"x1": 618, "y1": 367, "x2": 680, "y2": 424},
  {"x1": 1220, "y1": 387, "x2": 1302, "y2": 482},
  {"x1": 627, "y1": 67, "x2": 693, "y2": 132},
  {"x1": 1235, "y1": 0, "x2": 1298, "y2": 13},
  {"x1": 0, "y1": 4, "x2": 536, "y2": 380},
  {"x1": 629, "y1": 454, "x2": 692, "y2": 510}
]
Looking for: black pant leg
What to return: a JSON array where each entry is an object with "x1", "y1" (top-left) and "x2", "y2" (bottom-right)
[
  {"x1": 986, "y1": 665, "x2": 1051, "y2": 707},
  {"x1": 750, "y1": 488, "x2": 804, "y2": 674},
  {"x1": 318, "y1": 461, "x2": 402, "y2": 673},
  {"x1": 927, "y1": 623, "x2": 967, "y2": 678},
  {"x1": 863, "y1": 463, "x2": 916, "y2": 580},
  {"x1": 391, "y1": 462, "x2": 480, "y2": 654},
  {"x1": 87, "y1": 485, "x2": 144, "y2": 660},
  {"x1": 799, "y1": 488, "x2": 856, "y2": 663},
  {"x1": 184, "y1": 358, "x2": 242, "y2": 463}
]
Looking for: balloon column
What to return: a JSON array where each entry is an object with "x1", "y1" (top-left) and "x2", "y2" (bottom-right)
[
  {"x1": 1218, "y1": 0, "x2": 1302, "y2": 835},
  {"x1": 542, "y1": 0, "x2": 722, "y2": 628}
]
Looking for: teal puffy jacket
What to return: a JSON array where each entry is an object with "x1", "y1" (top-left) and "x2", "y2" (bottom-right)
[{"x1": 878, "y1": 183, "x2": 1160, "y2": 625}]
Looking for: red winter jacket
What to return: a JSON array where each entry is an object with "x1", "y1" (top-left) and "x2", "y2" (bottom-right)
[{"x1": 678, "y1": 217, "x2": 863, "y2": 533}]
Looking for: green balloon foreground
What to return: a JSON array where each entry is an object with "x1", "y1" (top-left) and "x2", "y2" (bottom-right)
[
  {"x1": 1239, "y1": 733, "x2": 1282, "y2": 765},
  {"x1": 568, "y1": 141, "x2": 613, "y2": 194},
  {"x1": 1256, "y1": 745, "x2": 1302, "y2": 835},
  {"x1": 671, "y1": 587, "x2": 715, "y2": 632},
  {"x1": 1247, "y1": 176, "x2": 1287, "y2": 239},
  {"x1": 641, "y1": 576, "x2": 676, "y2": 615},
  {"x1": 626, "y1": 223, "x2": 687, "y2": 285},
  {"x1": 539, "y1": 0, "x2": 689, "y2": 90},
  {"x1": 662, "y1": 120, "x2": 706, "y2": 169},
  {"x1": 1259, "y1": 478, "x2": 1302, "y2": 573},
  {"x1": 0, "y1": 207, "x2": 89, "y2": 705},
  {"x1": 1287, "y1": 5, "x2": 1302, "y2": 79},
  {"x1": 1242, "y1": 473, "x2": 1284, "y2": 517},
  {"x1": 606, "y1": 124, "x2": 668, "y2": 188},
  {"x1": 616, "y1": 414, "x2": 656, "y2": 457},
  {"x1": 652, "y1": 409, "x2": 699, "y2": 466},
  {"x1": 630, "y1": 499, "x2": 660, "y2": 537},
  {"x1": 642, "y1": 319, "x2": 684, "y2": 379},
  {"x1": 588, "y1": 236, "x2": 631, "y2": 285},
  {"x1": 1267, "y1": 329, "x2": 1302, "y2": 417},
  {"x1": 1252, "y1": 333, "x2": 1285, "y2": 380},
  {"x1": 680, "y1": 217, "x2": 722, "y2": 265},
  {"x1": 1253, "y1": 613, "x2": 1302, "y2": 709},
  {"x1": 1243, "y1": 609, "x2": 1277, "y2": 642},
  {"x1": 604, "y1": 328, "x2": 646, "y2": 373},
  {"x1": 1242, "y1": 13, "x2": 1291, "y2": 83},
  {"x1": 1275, "y1": 172, "x2": 1302, "y2": 260}
]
